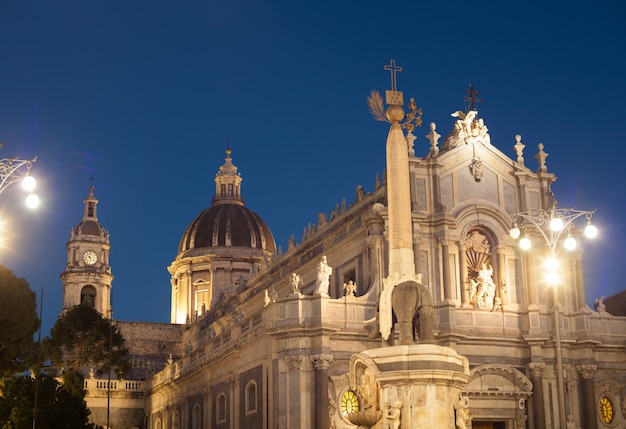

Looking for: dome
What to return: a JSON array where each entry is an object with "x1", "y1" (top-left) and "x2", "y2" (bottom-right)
[
  {"x1": 178, "y1": 203, "x2": 276, "y2": 255},
  {"x1": 69, "y1": 185, "x2": 109, "y2": 240},
  {"x1": 71, "y1": 219, "x2": 108, "y2": 238},
  {"x1": 176, "y1": 148, "x2": 276, "y2": 258}
]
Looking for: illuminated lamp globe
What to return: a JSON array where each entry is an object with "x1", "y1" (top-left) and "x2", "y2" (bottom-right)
[
  {"x1": 584, "y1": 223, "x2": 598, "y2": 239},
  {"x1": 519, "y1": 236, "x2": 532, "y2": 250},
  {"x1": 22, "y1": 175, "x2": 36, "y2": 192},
  {"x1": 25, "y1": 193, "x2": 39, "y2": 209},
  {"x1": 549, "y1": 217, "x2": 563, "y2": 232},
  {"x1": 564, "y1": 234, "x2": 577, "y2": 251},
  {"x1": 509, "y1": 224, "x2": 520, "y2": 239}
]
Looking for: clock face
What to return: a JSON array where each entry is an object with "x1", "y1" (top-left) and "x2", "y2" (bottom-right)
[
  {"x1": 599, "y1": 396, "x2": 614, "y2": 423},
  {"x1": 82, "y1": 250, "x2": 98, "y2": 266},
  {"x1": 340, "y1": 390, "x2": 359, "y2": 417}
]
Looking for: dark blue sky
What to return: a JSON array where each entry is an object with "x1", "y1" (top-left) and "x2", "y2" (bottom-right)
[{"x1": 1, "y1": 1, "x2": 624, "y2": 335}]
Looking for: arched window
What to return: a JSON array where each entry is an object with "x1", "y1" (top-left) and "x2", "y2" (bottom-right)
[
  {"x1": 245, "y1": 380, "x2": 257, "y2": 415},
  {"x1": 154, "y1": 418, "x2": 162, "y2": 429},
  {"x1": 192, "y1": 403, "x2": 201, "y2": 429},
  {"x1": 81, "y1": 285, "x2": 97, "y2": 308},
  {"x1": 171, "y1": 410, "x2": 180, "y2": 429},
  {"x1": 216, "y1": 392, "x2": 227, "y2": 423}
]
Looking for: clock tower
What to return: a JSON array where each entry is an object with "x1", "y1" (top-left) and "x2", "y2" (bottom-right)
[{"x1": 60, "y1": 184, "x2": 113, "y2": 317}]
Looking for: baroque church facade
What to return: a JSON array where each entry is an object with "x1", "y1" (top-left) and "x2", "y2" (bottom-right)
[{"x1": 60, "y1": 83, "x2": 626, "y2": 429}]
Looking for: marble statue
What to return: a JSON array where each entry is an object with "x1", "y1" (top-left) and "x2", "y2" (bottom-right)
[
  {"x1": 315, "y1": 255, "x2": 332, "y2": 296},
  {"x1": 343, "y1": 280, "x2": 357, "y2": 297},
  {"x1": 290, "y1": 272, "x2": 302, "y2": 294}
]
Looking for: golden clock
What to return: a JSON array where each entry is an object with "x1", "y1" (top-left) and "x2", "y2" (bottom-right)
[
  {"x1": 82, "y1": 250, "x2": 98, "y2": 266},
  {"x1": 599, "y1": 396, "x2": 614, "y2": 424},
  {"x1": 340, "y1": 389, "x2": 359, "y2": 417}
]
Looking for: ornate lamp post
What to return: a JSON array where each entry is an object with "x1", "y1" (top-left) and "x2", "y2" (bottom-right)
[
  {"x1": 509, "y1": 193, "x2": 597, "y2": 428},
  {"x1": 0, "y1": 145, "x2": 39, "y2": 207}
]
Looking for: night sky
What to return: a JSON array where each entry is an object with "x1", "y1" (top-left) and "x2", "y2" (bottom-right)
[{"x1": 0, "y1": 1, "x2": 624, "y2": 335}]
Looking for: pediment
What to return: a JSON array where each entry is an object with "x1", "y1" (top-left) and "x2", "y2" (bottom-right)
[{"x1": 193, "y1": 278, "x2": 210, "y2": 286}]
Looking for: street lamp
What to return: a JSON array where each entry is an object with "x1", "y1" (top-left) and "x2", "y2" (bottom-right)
[
  {"x1": 0, "y1": 145, "x2": 39, "y2": 208},
  {"x1": 509, "y1": 193, "x2": 597, "y2": 429}
]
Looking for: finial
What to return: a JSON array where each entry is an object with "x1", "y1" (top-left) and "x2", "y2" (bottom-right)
[
  {"x1": 426, "y1": 122, "x2": 441, "y2": 158},
  {"x1": 513, "y1": 134, "x2": 525, "y2": 165},
  {"x1": 225, "y1": 137, "x2": 233, "y2": 157},
  {"x1": 535, "y1": 143, "x2": 548, "y2": 173},
  {"x1": 464, "y1": 83, "x2": 483, "y2": 112},
  {"x1": 367, "y1": 60, "x2": 422, "y2": 129}
]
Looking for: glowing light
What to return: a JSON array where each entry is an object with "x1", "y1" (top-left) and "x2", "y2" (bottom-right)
[
  {"x1": 564, "y1": 235, "x2": 577, "y2": 250},
  {"x1": 519, "y1": 236, "x2": 531, "y2": 250},
  {"x1": 25, "y1": 194, "x2": 40, "y2": 209},
  {"x1": 550, "y1": 217, "x2": 563, "y2": 232},
  {"x1": 584, "y1": 223, "x2": 597, "y2": 239},
  {"x1": 509, "y1": 224, "x2": 520, "y2": 239},
  {"x1": 21, "y1": 175, "x2": 36, "y2": 192},
  {"x1": 544, "y1": 257, "x2": 560, "y2": 285}
]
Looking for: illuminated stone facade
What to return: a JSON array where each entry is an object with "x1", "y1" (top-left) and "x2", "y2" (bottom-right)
[{"x1": 63, "y1": 107, "x2": 626, "y2": 429}]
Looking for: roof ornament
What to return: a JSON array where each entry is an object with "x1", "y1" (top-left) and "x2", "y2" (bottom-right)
[
  {"x1": 367, "y1": 59, "x2": 423, "y2": 132},
  {"x1": 464, "y1": 82, "x2": 483, "y2": 112},
  {"x1": 440, "y1": 84, "x2": 491, "y2": 152}
]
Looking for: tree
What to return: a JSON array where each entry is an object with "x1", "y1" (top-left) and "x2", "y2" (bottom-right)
[
  {"x1": 44, "y1": 304, "x2": 130, "y2": 379},
  {"x1": 0, "y1": 265, "x2": 40, "y2": 376},
  {"x1": 0, "y1": 372, "x2": 99, "y2": 429}
]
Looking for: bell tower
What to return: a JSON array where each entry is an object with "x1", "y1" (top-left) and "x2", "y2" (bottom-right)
[{"x1": 60, "y1": 184, "x2": 114, "y2": 317}]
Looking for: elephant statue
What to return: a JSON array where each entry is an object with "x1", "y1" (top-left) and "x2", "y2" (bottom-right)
[{"x1": 390, "y1": 280, "x2": 436, "y2": 345}]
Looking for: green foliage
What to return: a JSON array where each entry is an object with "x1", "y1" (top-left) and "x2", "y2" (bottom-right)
[
  {"x1": 44, "y1": 305, "x2": 130, "y2": 378},
  {"x1": 0, "y1": 372, "x2": 100, "y2": 429},
  {"x1": 0, "y1": 265, "x2": 40, "y2": 376}
]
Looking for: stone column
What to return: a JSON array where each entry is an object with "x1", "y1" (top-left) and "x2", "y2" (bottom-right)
[
  {"x1": 440, "y1": 238, "x2": 451, "y2": 301},
  {"x1": 577, "y1": 365, "x2": 598, "y2": 429},
  {"x1": 458, "y1": 242, "x2": 469, "y2": 306},
  {"x1": 283, "y1": 355, "x2": 303, "y2": 428},
  {"x1": 366, "y1": 215, "x2": 384, "y2": 290},
  {"x1": 574, "y1": 250, "x2": 586, "y2": 309},
  {"x1": 412, "y1": 230, "x2": 421, "y2": 275},
  {"x1": 496, "y1": 245, "x2": 508, "y2": 306},
  {"x1": 528, "y1": 362, "x2": 547, "y2": 429},
  {"x1": 525, "y1": 253, "x2": 538, "y2": 306},
  {"x1": 202, "y1": 387, "x2": 211, "y2": 428},
  {"x1": 181, "y1": 397, "x2": 189, "y2": 429},
  {"x1": 229, "y1": 373, "x2": 240, "y2": 428},
  {"x1": 311, "y1": 354, "x2": 333, "y2": 429}
]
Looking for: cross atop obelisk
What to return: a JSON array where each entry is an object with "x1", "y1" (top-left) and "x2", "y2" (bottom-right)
[{"x1": 384, "y1": 59, "x2": 404, "y2": 106}]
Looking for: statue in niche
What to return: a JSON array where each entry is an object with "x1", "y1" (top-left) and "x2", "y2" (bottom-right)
[
  {"x1": 464, "y1": 230, "x2": 497, "y2": 310},
  {"x1": 315, "y1": 255, "x2": 332, "y2": 296},
  {"x1": 290, "y1": 272, "x2": 302, "y2": 294},
  {"x1": 343, "y1": 280, "x2": 357, "y2": 297},
  {"x1": 469, "y1": 263, "x2": 497, "y2": 310}
]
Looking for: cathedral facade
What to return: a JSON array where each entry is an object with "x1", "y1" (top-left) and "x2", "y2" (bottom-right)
[{"x1": 61, "y1": 94, "x2": 626, "y2": 429}]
